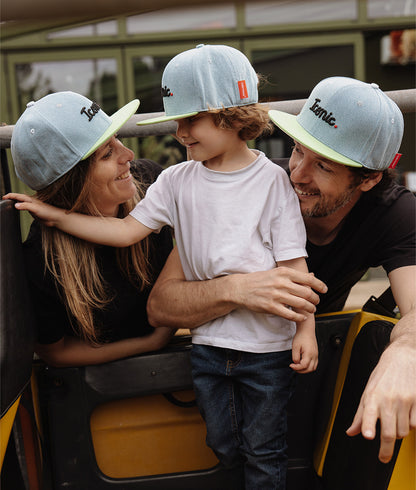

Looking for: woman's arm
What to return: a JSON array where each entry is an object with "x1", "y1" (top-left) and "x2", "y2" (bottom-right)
[
  {"x1": 3, "y1": 193, "x2": 152, "y2": 246},
  {"x1": 35, "y1": 327, "x2": 175, "y2": 367},
  {"x1": 147, "y1": 247, "x2": 328, "y2": 329}
]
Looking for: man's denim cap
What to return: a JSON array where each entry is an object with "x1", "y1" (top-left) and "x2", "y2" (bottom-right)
[
  {"x1": 11, "y1": 91, "x2": 139, "y2": 190},
  {"x1": 137, "y1": 44, "x2": 259, "y2": 125},
  {"x1": 269, "y1": 76, "x2": 404, "y2": 170}
]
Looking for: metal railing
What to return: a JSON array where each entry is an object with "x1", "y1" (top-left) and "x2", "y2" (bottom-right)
[{"x1": 1, "y1": 89, "x2": 415, "y2": 148}]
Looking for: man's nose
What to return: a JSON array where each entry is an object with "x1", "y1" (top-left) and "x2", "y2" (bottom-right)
[{"x1": 291, "y1": 159, "x2": 312, "y2": 183}]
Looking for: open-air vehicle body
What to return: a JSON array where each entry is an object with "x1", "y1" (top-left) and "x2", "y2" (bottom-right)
[{"x1": 1, "y1": 90, "x2": 415, "y2": 490}]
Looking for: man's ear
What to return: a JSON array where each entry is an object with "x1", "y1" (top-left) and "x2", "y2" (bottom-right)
[{"x1": 359, "y1": 172, "x2": 383, "y2": 192}]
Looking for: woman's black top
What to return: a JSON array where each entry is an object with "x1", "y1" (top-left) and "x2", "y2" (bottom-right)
[{"x1": 23, "y1": 159, "x2": 173, "y2": 344}]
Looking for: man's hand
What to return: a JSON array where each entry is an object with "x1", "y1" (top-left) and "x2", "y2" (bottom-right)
[
  {"x1": 233, "y1": 266, "x2": 328, "y2": 322},
  {"x1": 348, "y1": 268, "x2": 416, "y2": 463},
  {"x1": 346, "y1": 339, "x2": 416, "y2": 463}
]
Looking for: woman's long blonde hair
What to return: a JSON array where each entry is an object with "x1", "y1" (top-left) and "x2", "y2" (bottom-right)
[{"x1": 35, "y1": 156, "x2": 152, "y2": 344}]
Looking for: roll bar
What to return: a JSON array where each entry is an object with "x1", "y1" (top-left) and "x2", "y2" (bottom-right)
[{"x1": 1, "y1": 88, "x2": 415, "y2": 148}]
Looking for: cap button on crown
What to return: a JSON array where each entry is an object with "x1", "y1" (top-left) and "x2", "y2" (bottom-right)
[
  {"x1": 26, "y1": 101, "x2": 35, "y2": 108},
  {"x1": 196, "y1": 44, "x2": 205, "y2": 49},
  {"x1": 370, "y1": 83, "x2": 379, "y2": 89}
]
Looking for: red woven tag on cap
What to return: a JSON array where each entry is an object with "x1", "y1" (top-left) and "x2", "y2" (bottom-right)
[
  {"x1": 238, "y1": 80, "x2": 248, "y2": 99},
  {"x1": 389, "y1": 153, "x2": 402, "y2": 169}
]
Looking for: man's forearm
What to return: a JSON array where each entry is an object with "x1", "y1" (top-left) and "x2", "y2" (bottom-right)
[
  {"x1": 147, "y1": 274, "x2": 237, "y2": 329},
  {"x1": 148, "y1": 248, "x2": 326, "y2": 329}
]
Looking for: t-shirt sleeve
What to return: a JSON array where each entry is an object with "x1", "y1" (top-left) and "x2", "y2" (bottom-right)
[
  {"x1": 130, "y1": 165, "x2": 176, "y2": 231},
  {"x1": 268, "y1": 170, "x2": 307, "y2": 262}
]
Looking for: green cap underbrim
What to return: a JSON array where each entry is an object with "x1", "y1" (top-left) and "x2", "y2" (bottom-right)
[
  {"x1": 82, "y1": 99, "x2": 140, "y2": 160},
  {"x1": 136, "y1": 111, "x2": 199, "y2": 126},
  {"x1": 268, "y1": 109, "x2": 362, "y2": 168}
]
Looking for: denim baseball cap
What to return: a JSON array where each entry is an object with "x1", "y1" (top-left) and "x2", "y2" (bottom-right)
[
  {"x1": 11, "y1": 91, "x2": 140, "y2": 190},
  {"x1": 137, "y1": 44, "x2": 259, "y2": 125},
  {"x1": 269, "y1": 76, "x2": 404, "y2": 170}
]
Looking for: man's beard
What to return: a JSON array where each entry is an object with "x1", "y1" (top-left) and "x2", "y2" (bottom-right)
[{"x1": 300, "y1": 185, "x2": 358, "y2": 218}]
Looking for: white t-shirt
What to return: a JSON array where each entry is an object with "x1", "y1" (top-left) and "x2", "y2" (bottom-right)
[{"x1": 130, "y1": 151, "x2": 307, "y2": 353}]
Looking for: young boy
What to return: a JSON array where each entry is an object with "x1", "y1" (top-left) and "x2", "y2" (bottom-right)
[{"x1": 7, "y1": 44, "x2": 318, "y2": 489}]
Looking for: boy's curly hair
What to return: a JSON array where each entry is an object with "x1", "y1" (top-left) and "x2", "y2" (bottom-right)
[{"x1": 209, "y1": 104, "x2": 274, "y2": 141}]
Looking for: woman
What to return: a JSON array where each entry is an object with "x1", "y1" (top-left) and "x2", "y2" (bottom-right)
[{"x1": 9, "y1": 91, "x2": 174, "y2": 367}]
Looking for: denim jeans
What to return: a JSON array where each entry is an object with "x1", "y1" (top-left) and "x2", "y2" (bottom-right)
[{"x1": 191, "y1": 344, "x2": 295, "y2": 490}]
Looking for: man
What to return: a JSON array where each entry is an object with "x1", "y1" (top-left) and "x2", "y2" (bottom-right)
[{"x1": 147, "y1": 77, "x2": 416, "y2": 465}]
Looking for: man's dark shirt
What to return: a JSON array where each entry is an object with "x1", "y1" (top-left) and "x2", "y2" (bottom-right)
[{"x1": 274, "y1": 158, "x2": 416, "y2": 313}]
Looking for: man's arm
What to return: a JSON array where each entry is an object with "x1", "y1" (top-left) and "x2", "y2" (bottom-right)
[
  {"x1": 347, "y1": 265, "x2": 416, "y2": 463},
  {"x1": 147, "y1": 247, "x2": 328, "y2": 329}
]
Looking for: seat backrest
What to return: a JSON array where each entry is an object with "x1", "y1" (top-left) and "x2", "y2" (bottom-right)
[{"x1": 0, "y1": 200, "x2": 35, "y2": 418}]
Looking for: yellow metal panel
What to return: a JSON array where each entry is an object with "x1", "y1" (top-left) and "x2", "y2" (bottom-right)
[
  {"x1": 0, "y1": 396, "x2": 20, "y2": 469},
  {"x1": 388, "y1": 430, "x2": 416, "y2": 490},
  {"x1": 90, "y1": 390, "x2": 218, "y2": 478},
  {"x1": 313, "y1": 311, "x2": 398, "y2": 476}
]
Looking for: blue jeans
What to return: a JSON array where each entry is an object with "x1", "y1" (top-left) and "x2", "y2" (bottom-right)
[{"x1": 191, "y1": 344, "x2": 295, "y2": 490}]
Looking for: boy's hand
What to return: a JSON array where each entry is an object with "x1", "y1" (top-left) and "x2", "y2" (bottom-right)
[
  {"x1": 3, "y1": 192, "x2": 63, "y2": 227},
  {"x1": 290, "y1": 329, "x2": 319, "y2": 373}
]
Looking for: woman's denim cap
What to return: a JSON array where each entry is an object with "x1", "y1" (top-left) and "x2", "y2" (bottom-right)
[{"x1": 11, "y1": 92, "x2": 139, "y2": 190}]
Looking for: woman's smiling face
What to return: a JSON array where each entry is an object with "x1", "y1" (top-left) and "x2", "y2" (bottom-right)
[{"x1": 88, "y1": 136, "x2": 136, "y2": 216}]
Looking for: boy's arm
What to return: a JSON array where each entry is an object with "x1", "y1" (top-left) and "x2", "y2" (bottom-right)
[
  {"x1": 277, "y1": 256, "x2": 319, "y2": 374},
  {"x1": 3, "y1": 193, "x2": 153, "y2": 246}
]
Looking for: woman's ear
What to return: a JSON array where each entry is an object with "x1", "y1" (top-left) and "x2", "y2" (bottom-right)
[{"x1": 359, "y1": 171, "x2": 383, "y2": 192}]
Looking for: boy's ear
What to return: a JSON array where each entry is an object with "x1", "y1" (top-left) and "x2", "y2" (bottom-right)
[{"x1": 359, "y1": 171, "x2": 383, "y2": 192}]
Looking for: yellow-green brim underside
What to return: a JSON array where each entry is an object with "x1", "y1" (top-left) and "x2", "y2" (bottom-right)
[
  {"x1": 82, "y1": 99, "x2": 140, "y2": 160},
  {"x1": 268, "y1": 109, "x2": 362, "y2": 168},
  {"x1": 137, "y1": 111, "x2": 199, "y2": 125}
]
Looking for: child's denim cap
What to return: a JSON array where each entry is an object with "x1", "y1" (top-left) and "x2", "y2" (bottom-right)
[
  {"x1": 269, "y1": 76, "x2": 404, "y2": 171},
  {"x1": 138, "y1": 44, "x2": 259, "y2": 125},
  {"x1": 11, "y1": 92, "x2": 139, "y2": 190}
]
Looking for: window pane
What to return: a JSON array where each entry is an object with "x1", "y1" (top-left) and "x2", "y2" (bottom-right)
[
  {"x1": 15, "y1": 59, "x2": 118, "y2": 114},
  {"x1": 367, "y1": 0, "x2": 416, "y2": 18},
  {"x1": 245, "y1": 0, "x2": 357, "y2": 27},
  {"x1": 126, "y1": 5, "x2": 236, "y2": 34},
  {"x1": 132, "y1": 54, "x2": 187, "y2": 166},
  {"x1": 132, "y1": 55, "x2": 171, "y2": 114},
  {"x1": 252, "y1": 45, "x2": 354, "y2": 158},
  {"x1": 47, "y1": 21, "x2": 118, "y2": 39}
]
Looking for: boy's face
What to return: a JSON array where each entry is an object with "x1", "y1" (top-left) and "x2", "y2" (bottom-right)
[{"x1": 175, "y1": 113, "x2": 242, "y2": 166}]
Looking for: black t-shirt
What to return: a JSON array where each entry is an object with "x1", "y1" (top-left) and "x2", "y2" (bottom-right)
[
  {"x1": 24, "y1": 159, "x2": 173, "y2": 344},
  {"x1": 274, "y1": 159, "x2": 416, "y2": 313}
]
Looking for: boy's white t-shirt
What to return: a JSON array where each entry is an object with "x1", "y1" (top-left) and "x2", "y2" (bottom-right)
[{"x1": 130, "y1": 151, "x2": 307, "y2": 353}]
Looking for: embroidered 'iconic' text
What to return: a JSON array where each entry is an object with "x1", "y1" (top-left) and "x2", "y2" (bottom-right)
[
  {"x1": 309, "y1": 98, "x2": 337, "y2": 127},
  {"x1": 80, "y1": 102, "x2": 101, "y2": 122}
]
